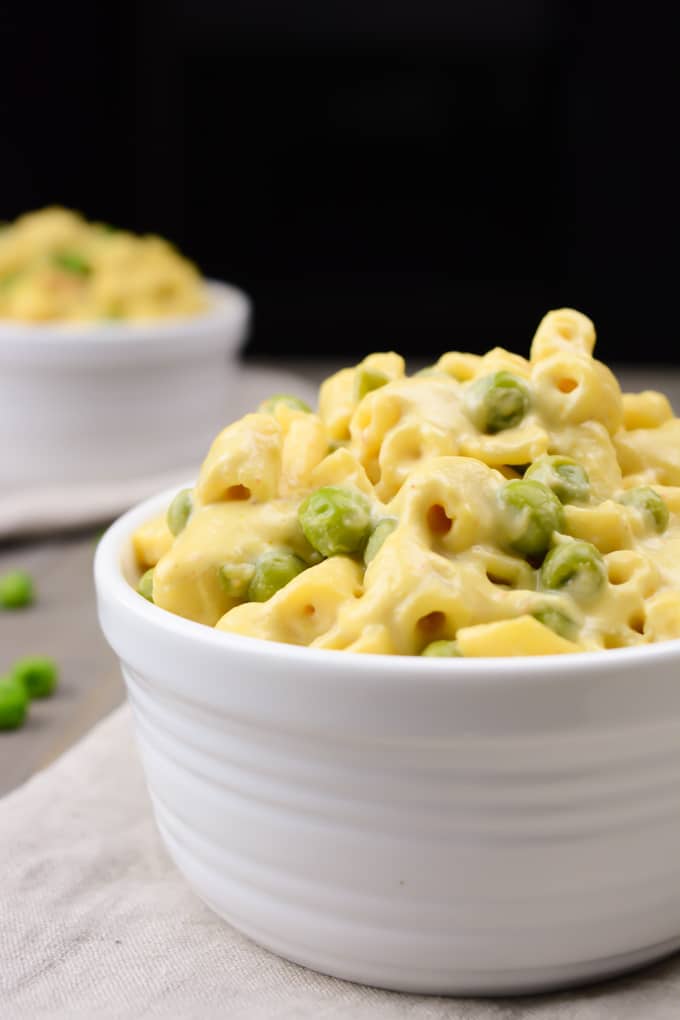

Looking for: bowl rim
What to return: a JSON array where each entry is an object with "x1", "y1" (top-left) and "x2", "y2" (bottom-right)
[
  {"x1": 0, "y1": 279, "x2": 249, "y2": 346},
  {"x1": 94, "y1": 484, "x2": 680, "y2": 679}
]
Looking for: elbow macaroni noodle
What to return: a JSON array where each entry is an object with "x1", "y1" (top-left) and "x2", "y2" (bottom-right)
[{"x1": 132, "y1": 308, "x2": 680, "y2": 656}]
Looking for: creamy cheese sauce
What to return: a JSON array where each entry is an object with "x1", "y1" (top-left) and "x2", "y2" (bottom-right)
[{"x1": 132, "y1": 308, "x2": 680, "y2": 656}]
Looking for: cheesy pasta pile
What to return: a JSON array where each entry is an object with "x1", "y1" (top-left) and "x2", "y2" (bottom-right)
[
  {"x1": 133, "y1": 308, "x2": 680, "y2": 656},
  {"x1": 0, "y1": 207, "x2": 204, "y2": 322}
]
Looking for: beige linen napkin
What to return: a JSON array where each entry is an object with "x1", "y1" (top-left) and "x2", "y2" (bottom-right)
[{"x1": 2, "y1": 705, "x2": 679, "y2": 1020}]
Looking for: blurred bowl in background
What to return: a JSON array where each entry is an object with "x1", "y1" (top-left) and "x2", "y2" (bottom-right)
[
  {"x1": 95, "y1": 486, "x2": 680, "y2": 996},
  {"x1": 0, "y1": 281, "x2": 250, "y2": 494}
]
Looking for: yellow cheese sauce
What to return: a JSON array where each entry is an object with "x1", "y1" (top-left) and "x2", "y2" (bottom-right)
[
  {"x1": 132, "y1": 308, "x2": 680, "y2": 656},
  {"x1": 0, "y1": 207, "x2": 205, "y2": 322}
]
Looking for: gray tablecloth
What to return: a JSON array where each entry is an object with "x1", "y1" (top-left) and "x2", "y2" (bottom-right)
[{"x1": 2, "y1": 705, "x2": 680, "y2": 1019}]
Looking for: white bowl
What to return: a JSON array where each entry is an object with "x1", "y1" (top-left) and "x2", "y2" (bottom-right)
[
  {"x1": 0, "y1": 281, "x2": 250, "y2": 490},
  {"x1": 95, "y1": 487, "x2": 680, "y2": 996}
]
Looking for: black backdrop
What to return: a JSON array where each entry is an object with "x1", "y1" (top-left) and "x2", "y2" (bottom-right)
[{"x1": 1, "y1": 1, "x2": 677, "y2": 362}]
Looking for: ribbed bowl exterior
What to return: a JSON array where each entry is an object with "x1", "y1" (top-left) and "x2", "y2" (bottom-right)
[{"x1": 96, "y1": 493, "x2": 680, "y2": 995}]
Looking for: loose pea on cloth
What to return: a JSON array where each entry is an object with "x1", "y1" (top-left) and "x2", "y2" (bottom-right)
[{"x1": 2, "y1": 706, "x2": 680, "y2": 1019}]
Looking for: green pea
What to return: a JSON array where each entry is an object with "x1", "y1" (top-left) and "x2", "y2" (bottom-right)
[
  {"x1": 52, "y1": 252, "x2": 91, "y2": 275},
  {"x1": 0, "y1": 570, "x2": 34, "y2": 609},
  {"x1": 138, "y1": 568, "x2": 154, "y2": 602},
  {"x1": 354, "y1": 367, "x2": 389, "y2": 402},
  {"x1": 298, "y1": 486, "x2": 372, "y2": 557},
  {"x1": 421, "y1": 640, "x2": 462, "y2": 657},
  {"x1": 260, "y1": 394, "x2": 312, "y2": 414},
  {"x1": 532, "y1": 607, "x2": 578, "y2": 641},
  {"x1": 0, "y1": 675, "x2": 28, "y2": 731},
  {"x1": 540, "y1": 540, "x2": 606, "y2": 601},
  {"x1": 11, "y1": 656, "x2": 58, "y2": 699},
  {"x1": 364, "y1": 518, "x2": 398, "y2": 565},
  {"x1": 525, "y1": 455, "x2": 591, "y2": 504},
  {"x1": 167, "y1": 488, "x2": 193, "y2": 536},
  {"x1": 464, "y1": 371, "x2": 530, "y2": 434},
  {"x1": 102, "y1": 305, "x2": 124, "y2": 321},
  {"x1": 0, "y1": 271, "x2": 20, "y2": 291},
  {"x1": 619, "y1": 486, "x2": 669, "y2": 534},
  {"x1": 218, "y1": 562, "x2": 255, "y2": 599},
  {"x1": 247, "y1": 550, "x2": 306, "y2": 602},
  {"x1": 498, "y1": 480, "x2": 565, "y2": 559}
]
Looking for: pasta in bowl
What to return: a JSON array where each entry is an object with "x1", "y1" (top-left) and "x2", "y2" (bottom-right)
[
  {"x1": 95, "y1": 307, "x2": 680, "y2": 994},
  {"x1": 130, "y1": 307, "x2": 680, "y2": 657},
  {"x1": 0, "y1": 208, "x2": 250, "y2": 501},
  {"x1": 0, "y1": 206, "x2": 205, "y2": 322}
]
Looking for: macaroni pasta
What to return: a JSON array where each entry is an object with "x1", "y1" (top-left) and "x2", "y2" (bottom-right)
[
  {"x1": 132, "y1": 308, "x2": 680, "y2": 656},
  {"x1": 0, "y1": 207, "x2": 205, "y2": 322}
]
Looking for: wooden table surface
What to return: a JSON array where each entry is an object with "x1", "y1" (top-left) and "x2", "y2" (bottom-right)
[{"x1": 1, "y1": 363, "x2": 678, "y2": 799}]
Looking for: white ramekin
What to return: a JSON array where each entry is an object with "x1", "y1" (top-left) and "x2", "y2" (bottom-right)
[
  {"x1": 0, "y1": 281, "x2": 250, "y2": 489},
  {"x1": 95, "y1": 487, "x2": 680, "y2": 996}
]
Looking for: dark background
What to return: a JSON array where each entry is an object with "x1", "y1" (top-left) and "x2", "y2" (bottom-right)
[{"x1": 1, "y1": 1, "x2": 677, "y2": 362}]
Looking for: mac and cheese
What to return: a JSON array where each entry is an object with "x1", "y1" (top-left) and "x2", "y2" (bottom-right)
[
  {"x1": 0, "y1": 207, "x2": 205, "y2": 322},
  {"x1": 132, "y1": 308, "x2": 680, "y2": 656}
]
